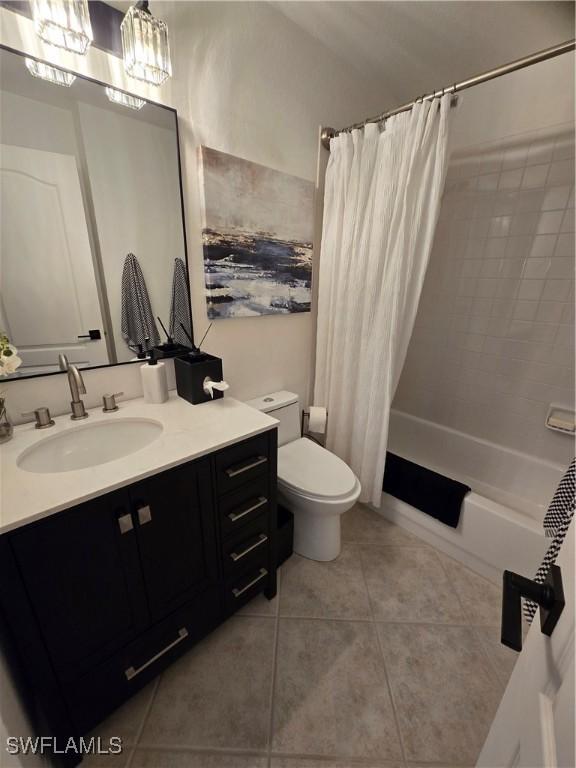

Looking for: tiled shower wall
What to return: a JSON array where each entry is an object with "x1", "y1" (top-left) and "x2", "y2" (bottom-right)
[{"x1": 393, "y1": 122, "x2": 575, "y2": 466}]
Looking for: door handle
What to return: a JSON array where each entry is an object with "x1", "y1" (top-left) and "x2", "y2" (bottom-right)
[
  {"x1": 228, "y1": 496, "x2": 267, "y2": 522},
  {"x1": 501, "y1": 565, "x2": 565, "y2": 651},
  {"x1": 136, "y1": 505, "x2": 152, "y2": 526},
  {"x1": 117, "y1": 511, "x2": 134, "y2": 534},
  {"x1": 230, "y1": 533, "x2": 268, "y2": 562},
  {"x1": 124, "y1": 628, "x2": 188, "y2": 680},
  {"x1": 225, "y1": 455, "x2": 267, "y2": 478},
  {"x1": 78, "y1": 329, "x2": 102, "y2": 340}
]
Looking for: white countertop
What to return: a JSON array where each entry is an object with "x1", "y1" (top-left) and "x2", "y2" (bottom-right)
[{"x1": 0, "y1": 393, "x2": 278, "y2": 535}]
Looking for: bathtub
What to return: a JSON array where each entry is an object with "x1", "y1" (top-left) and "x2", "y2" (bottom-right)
[{"x1": 377, "y1": 409, "x2": 565, "y2": 584}]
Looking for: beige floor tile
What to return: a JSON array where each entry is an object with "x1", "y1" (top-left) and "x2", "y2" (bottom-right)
[
  {"x1": 272, "y1": 618, "x2": 402, "y2": 760},
  {"x1": 81, "y1": 751, "x2": 133, "y2": 768},
  {"x1": 280, "y1": 543, "x2": 371, "y2": 619},
  {"x1": 377, "y1": 623, "x2": 503, "y2": 764},
  {"x1": 140, "y1": 617, "x2": 275, "y2": 751},
  {"x1": 438, "y1": 555, "x2": 502, "y2": 626},
  {"x1": 475, "y1": 624, "x2": 520, "y2": 686},
  {"x1": 89, "y1": 681, "x2": 157, "y2": 747},
  {"x1": 271, "y1": 758, "x2": 402, "y2": 767},
  {"x1": 237, "y1": 589, "x2": 279, "y2": 617},
  {"x1": 342, "y1": 504, "x2": 425, "y2": 547},
  {"x1": 132, "y1": 749, "x2": 267, "y2": 767},
  {"x1": 360, "y1": 546, "x2": 464, "y2": 623}
]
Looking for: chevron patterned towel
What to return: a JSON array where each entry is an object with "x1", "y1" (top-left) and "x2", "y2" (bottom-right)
[
  {"x1": 524, "y1": 456, "x2": 575, "y2": 623},
  {"x1": 121, "y1": 253, "x2": 160, "y2": 354},
  {"x1": 169, "y1": 257, "x2": 193, "y2": 346}
]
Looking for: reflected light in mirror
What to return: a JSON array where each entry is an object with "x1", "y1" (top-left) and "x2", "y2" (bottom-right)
[
  {"x1": 121, "y1": 1, "x2": 172, "y2": 86},
  {"x1": 31, "y1": 0, "x2": 93, "y2": 55},
  {"x1": 25, "y1": 58, "x2": 76, "y2": 87},
  {"x1": 105, "y1": 87, "x2": 146, "y2": 111}
]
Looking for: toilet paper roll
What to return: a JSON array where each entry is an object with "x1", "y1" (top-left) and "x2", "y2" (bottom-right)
[{"x1": 308, "y1": 406, "x2": 327, "y2": 434}]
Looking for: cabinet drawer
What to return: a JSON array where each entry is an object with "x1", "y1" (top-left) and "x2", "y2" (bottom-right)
[
  {"x1": 221, "y1": 516, "x2": 270, "y2": 578},
  {"x1": 215, "y1": 433, "x2": 270, "y2": 493},
  {"x1": 219, "y1": 478, "x2": 270, "y2": 538},
  {"x1": 62, "y1": 587, "x2": 220, "y2": 735},
  {"x1": 224, "y1": 564, "x2": 270, "y2": 615}
]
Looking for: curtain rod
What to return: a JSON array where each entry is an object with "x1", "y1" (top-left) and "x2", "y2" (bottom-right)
[{"x1": 321, "y1": 38, "x2": 575, "y2": 149}]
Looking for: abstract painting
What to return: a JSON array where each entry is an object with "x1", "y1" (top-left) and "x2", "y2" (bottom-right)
[{"x1": 198, "y1": 146, "x2": 314, "y2": 318}]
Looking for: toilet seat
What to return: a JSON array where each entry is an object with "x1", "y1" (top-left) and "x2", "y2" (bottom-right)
[{"x1": 278, "y1": 438, "x2": 357, "y2": 500}]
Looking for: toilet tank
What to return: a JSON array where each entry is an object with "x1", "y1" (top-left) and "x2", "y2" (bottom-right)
[{"x1": 246, "y1": 391, "x2": 301, "y2": 446}]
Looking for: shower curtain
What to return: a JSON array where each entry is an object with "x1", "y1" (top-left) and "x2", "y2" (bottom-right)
[{"x1": 314, "y1": 95, "x2": 454, "y2": 506}]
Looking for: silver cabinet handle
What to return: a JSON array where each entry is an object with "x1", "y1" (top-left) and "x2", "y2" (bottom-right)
[
  {"x1": 125, "y1": 627, "x2": 188, "y2": 681},
  {"x1": 230, "y1": 533, "x2": 268, "y2": 562},
  {"x1": 117, "y1": 512, "x2": 134, "y2": 534},
  {"x1": 137, "y1": 505, "x2": 152, "y2": 525},
  {"x1": 225, "y1": 455, "x2": 267, "y2": 478},
  {"x1": 232, "y1": 568, "x2": 268, "y2": 598},
  {"x1": 228, "y1": 496, "x2": 267, "y2": 522}
]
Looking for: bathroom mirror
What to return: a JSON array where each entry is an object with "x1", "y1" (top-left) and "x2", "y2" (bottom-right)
[{"x1": 0, "y1": 46, "x2": 192, "y2": 379}]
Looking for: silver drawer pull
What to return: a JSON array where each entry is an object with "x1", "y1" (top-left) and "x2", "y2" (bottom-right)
[
  {"x1": 232, "y1": 568, "x2": 268, "y2": 598},
  {"x1": 228, "y1": 496, "x2": 267, "y2": 522},
  {"x1": 137, "y1": 505, "x2": 152, "y2": 525},
  {"x1": 117, "y1": 512, "x2": 133, "y2": 534},
  {"x1": 125, "y1": 627, "x2": 188, "y2": 681},
  {"x1": 230, "y1": 533, "x2": 268, "y2": 562},
  {"x1": 225, "y1": 455, "x2": 267, "y2": 478}
]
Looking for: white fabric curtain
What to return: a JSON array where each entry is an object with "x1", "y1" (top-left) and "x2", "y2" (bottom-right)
[{"x1": 314, "y1": 95, "x2": 454, "y2": 506}]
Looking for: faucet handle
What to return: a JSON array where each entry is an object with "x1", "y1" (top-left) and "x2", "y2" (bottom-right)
[
  {"x1": 21, "y1": 407, "x2": 55, "y2": 429},
  {"x1": 102, "y1": 392, "x2": 124, "y2": 413}
]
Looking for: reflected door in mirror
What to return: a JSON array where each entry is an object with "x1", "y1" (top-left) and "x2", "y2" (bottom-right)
[{"x1": 0, "y1": 145, "x2": 109, "y2": 375}]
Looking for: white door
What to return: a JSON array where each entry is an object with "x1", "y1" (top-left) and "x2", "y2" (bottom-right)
[
  {"x1": 0, "y1": 144, "x2": 109, "y2": 374},
  {"x1": 478, "y1": 520, "x2": 574, "y2": 768}
]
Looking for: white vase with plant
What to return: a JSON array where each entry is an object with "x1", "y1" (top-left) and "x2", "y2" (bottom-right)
[{"x1": 0, "y1": 332, "x2": 22, "y2": 378}]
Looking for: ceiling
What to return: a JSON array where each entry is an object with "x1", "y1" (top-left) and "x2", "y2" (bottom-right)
[{"x1": 271, "y1": 1, "x2": 574, "y2": 112}]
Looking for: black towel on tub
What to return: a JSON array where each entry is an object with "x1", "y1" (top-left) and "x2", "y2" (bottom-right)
[{"x1": 383, "y1": 452, "x2": 470, "y2": 528}]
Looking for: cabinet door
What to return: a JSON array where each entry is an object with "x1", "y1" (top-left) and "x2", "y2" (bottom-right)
[
  {"x1": 130, "y1": 458, "x2": 218, "y2": 623},
  {"x1": 9, "y1": 490, "x2": 149, "y2": 682}
]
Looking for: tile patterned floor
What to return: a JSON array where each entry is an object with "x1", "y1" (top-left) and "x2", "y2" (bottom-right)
[{"x1": 88, "y1": 504, "x2": 518, "y2": 768}]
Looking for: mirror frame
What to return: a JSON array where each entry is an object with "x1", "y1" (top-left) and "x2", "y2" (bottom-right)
[{"x1": 0, "y1": 43, "x2": 194, "y2": 381}]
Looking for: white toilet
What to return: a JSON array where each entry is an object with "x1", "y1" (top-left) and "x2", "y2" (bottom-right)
[{"x1": 247, "y1": 391, "x2": 361, "y2": 561}]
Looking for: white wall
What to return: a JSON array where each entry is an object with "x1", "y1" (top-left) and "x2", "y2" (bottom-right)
[
  {"x1": 78, "y1": 102, "x2": 185, "y2": 362},
  {"x1": 0, "y1": 1, "x2": 380, "y2": 421},
  {"x1": 393, "y1": 53, "x2": 575, "y2": 466}
]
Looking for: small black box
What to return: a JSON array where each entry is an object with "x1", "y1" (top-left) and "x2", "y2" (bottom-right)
[{"x1": 174, "y1": 353, "x2": 224, "y2": 405}]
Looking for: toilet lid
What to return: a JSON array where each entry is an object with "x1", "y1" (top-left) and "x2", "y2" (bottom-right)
[{"x1": 278, "y1": 438, "x2": 358, "y2": 499}]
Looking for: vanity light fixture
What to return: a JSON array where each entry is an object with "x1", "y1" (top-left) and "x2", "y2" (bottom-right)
[
  {"x1": 121, "y1": 0, "x2": 172, "y2": 86},
  {"x1": 25, "y1": 58, "x2": 76, "y2": 87},
  {"x1": 30, "y1": 0, "x2": 93, "y2": 55},
  {"x1": 105, "y1": 87, "x2": 146, "y2": 111}
]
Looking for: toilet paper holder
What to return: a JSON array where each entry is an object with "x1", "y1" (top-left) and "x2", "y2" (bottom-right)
[{"x1": 301, "y1": 407, "x2": 328, "y2": 446}]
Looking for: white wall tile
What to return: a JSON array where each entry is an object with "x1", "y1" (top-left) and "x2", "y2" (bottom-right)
[{"x1": 394, "y1": 120, "x2": 575, "y2": 465}]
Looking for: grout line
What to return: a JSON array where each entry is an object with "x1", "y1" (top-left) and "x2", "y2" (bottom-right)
[
  {"x1": 266, "y1": 568, "x2": 282, "y2": 768},
  {"x1": 133, "y1": 743, "x2": 268, "y2": 756},
  {"x1": 357, "y1": 544, "x2": 408, "y2": 768},
  {"x1": 126, "y1": 675, "x2": 161, "y2": 767}
]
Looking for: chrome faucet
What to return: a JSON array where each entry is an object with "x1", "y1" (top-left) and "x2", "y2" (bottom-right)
[{"x1": 67, "y1": 364, "x2": 88, "y2": 420}]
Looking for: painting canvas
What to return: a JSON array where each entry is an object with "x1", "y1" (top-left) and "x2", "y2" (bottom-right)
[{"x1": 198, "y1": 146, "x2": 314, "y2": 318}]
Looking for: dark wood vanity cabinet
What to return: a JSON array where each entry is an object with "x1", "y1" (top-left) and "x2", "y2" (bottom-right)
[{"x1": 0, "y1": 429, "x2": 278, "y2": 765}]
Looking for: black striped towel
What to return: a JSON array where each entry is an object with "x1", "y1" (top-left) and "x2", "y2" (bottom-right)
[
  {"x1": 169, "y1": 257, "x2": 192, "y2": 346},
  {"x1": 121, "y1": 252, "x2": 160, "y2": 354},
  {"x1": 524, "y1": 456, "x2": 575, "y2": 623}
]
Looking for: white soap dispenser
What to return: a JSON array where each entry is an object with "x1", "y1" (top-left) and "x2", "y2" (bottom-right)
[{"x1": 140, "y1": 351, "x2": 168, "y2": 404}]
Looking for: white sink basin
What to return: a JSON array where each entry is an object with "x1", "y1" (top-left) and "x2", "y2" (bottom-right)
[{"x1": 18, "y1": 418, "x2": 163, "y2": 474}]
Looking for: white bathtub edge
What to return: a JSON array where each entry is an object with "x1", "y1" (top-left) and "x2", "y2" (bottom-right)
[{"x1": 373, "y1": 491, "x2": 548, "y2": 586}]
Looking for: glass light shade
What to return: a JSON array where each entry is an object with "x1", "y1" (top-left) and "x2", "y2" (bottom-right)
[
  {"x1": 25, "y1": 58, "x2": 76, "y2": 87},
  {"x1": 105, "y1": 87, "x2": 146, "y2": 111},
  {"x1": 121, "y1": 2, "x2": 172, "y2": 86},
  {"x1": 31, "y1": 0, "x2": 93, "y2": 55}
]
